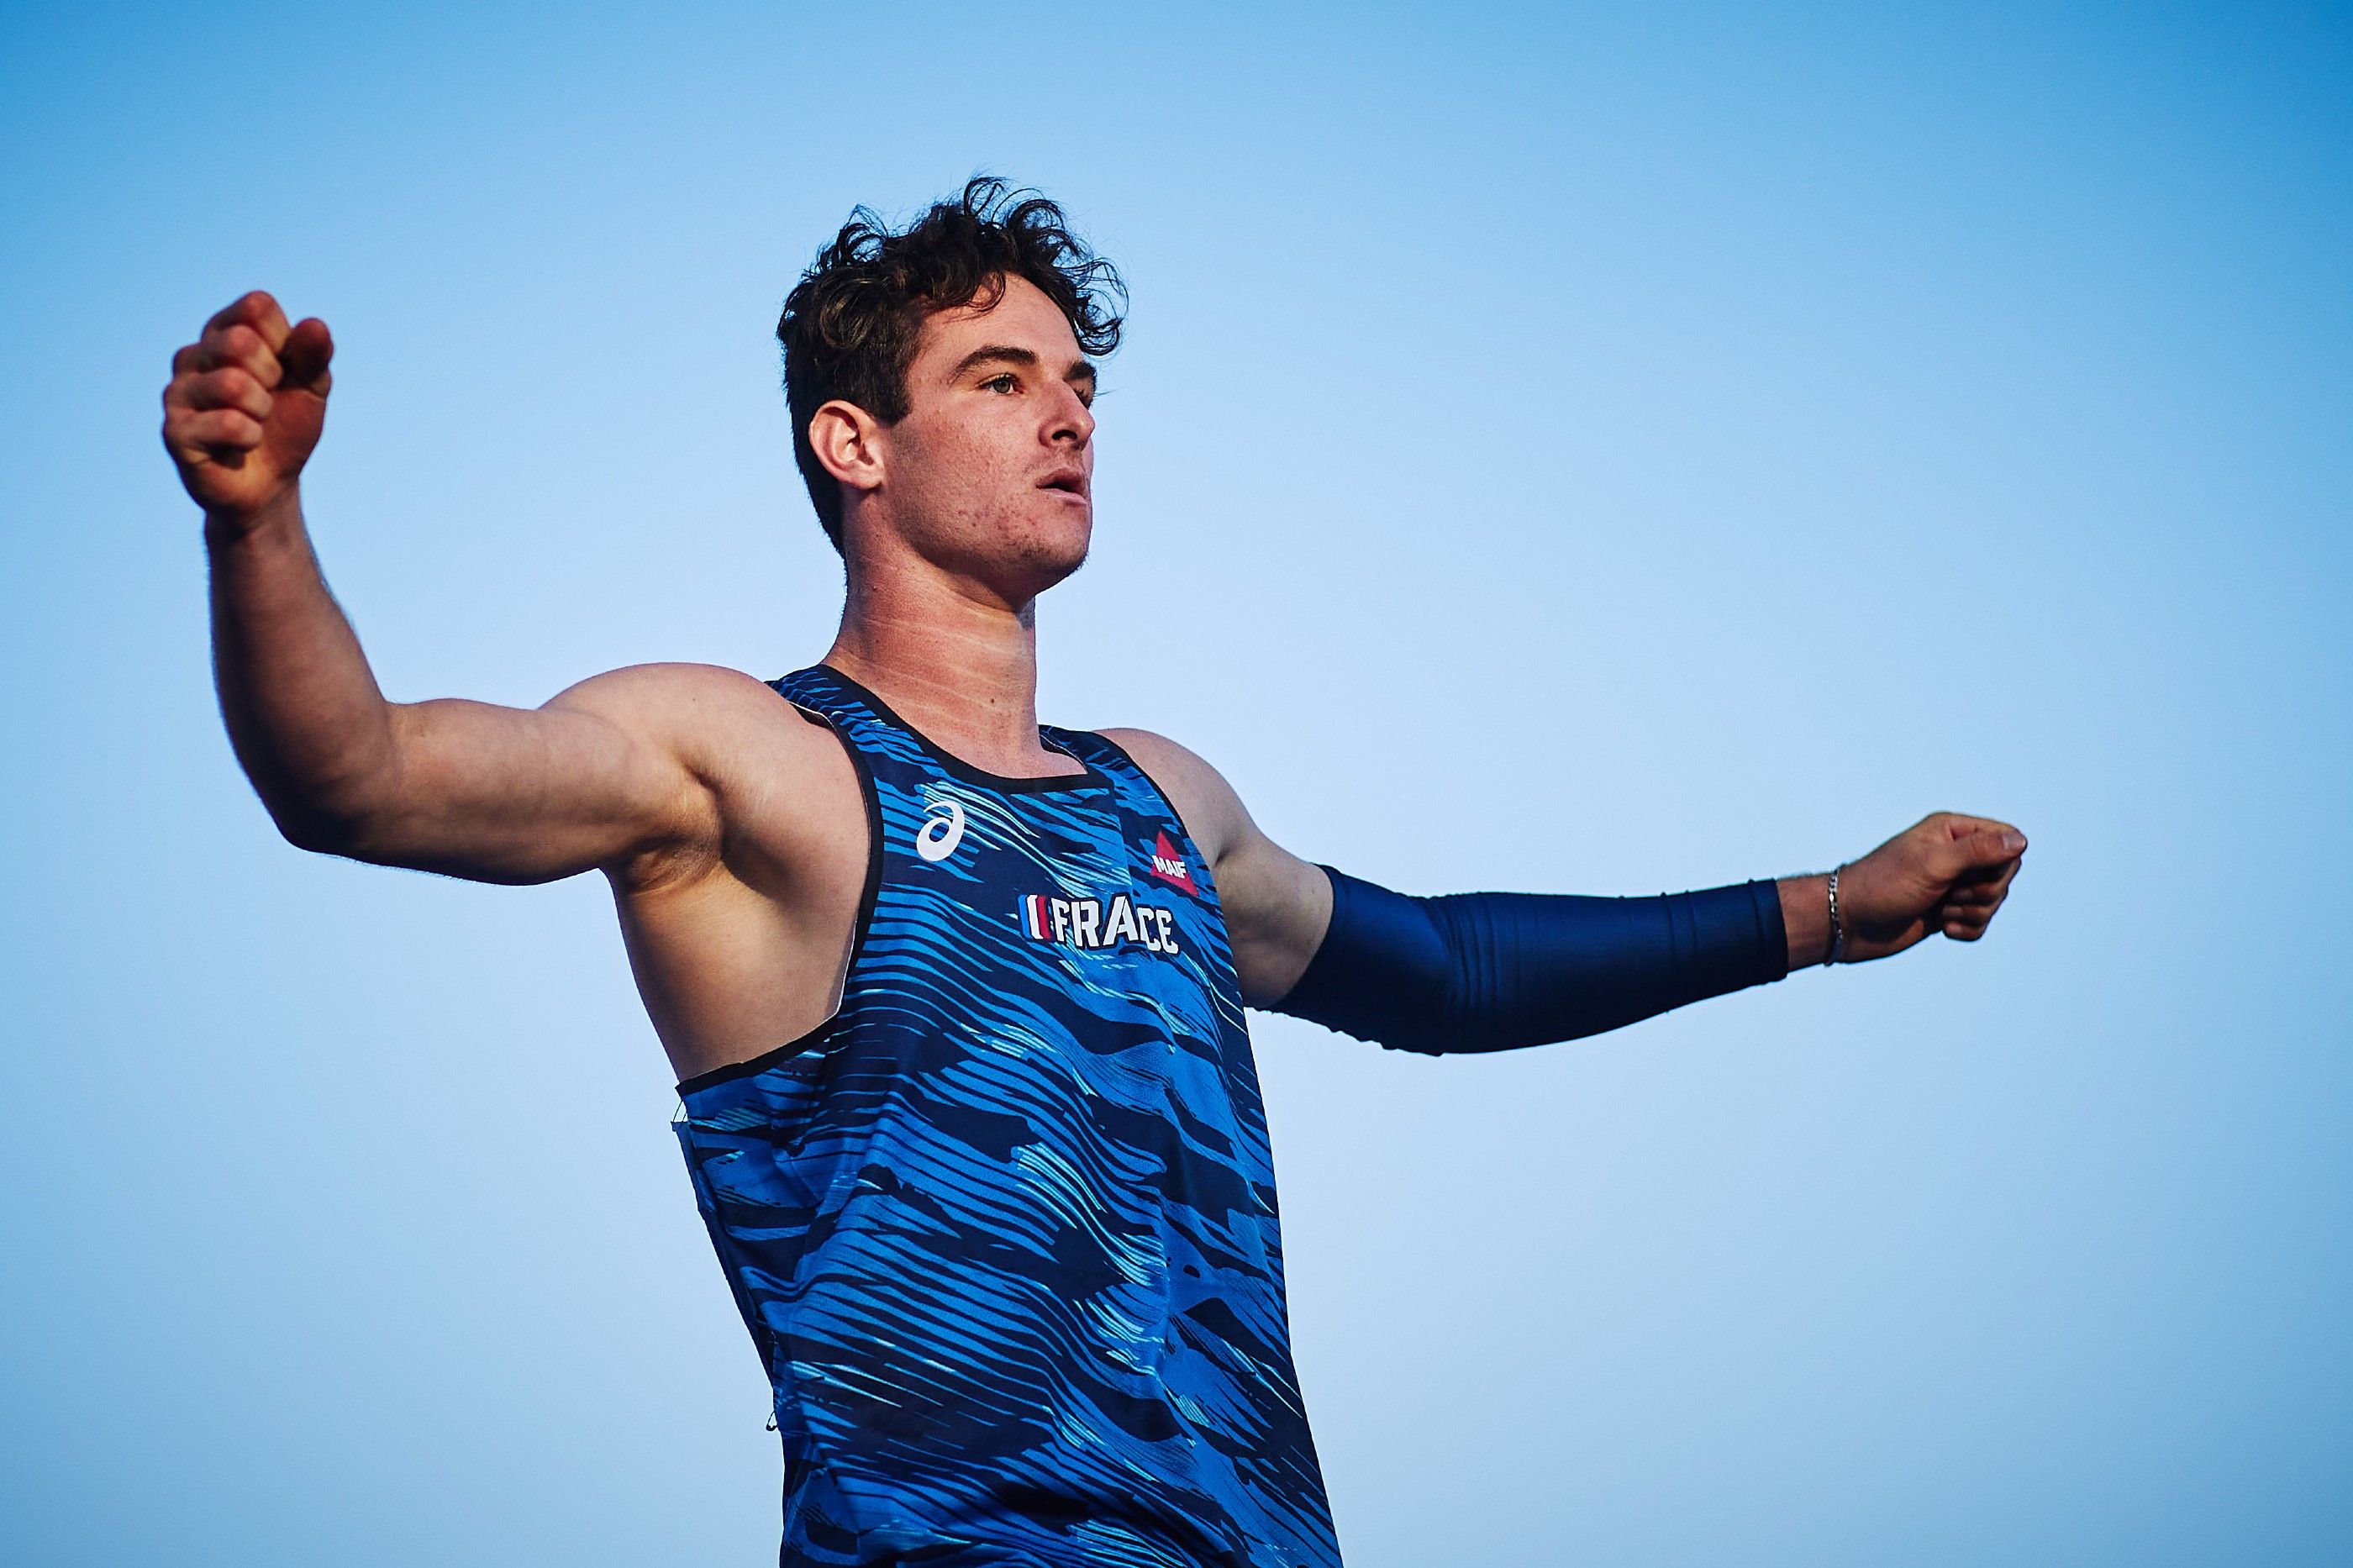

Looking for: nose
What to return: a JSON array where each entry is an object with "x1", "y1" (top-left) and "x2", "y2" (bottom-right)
[{"x1": 1047, "y1": 380, "x2": 1093, "y2": 450}]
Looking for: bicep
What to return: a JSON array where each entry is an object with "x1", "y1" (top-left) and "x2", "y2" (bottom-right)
[
  {"x1": 1215, "y1": 822, "x2": 1334, "y2": 1007},
  {"x1": 345, "y1": 673, "x2": 716, "y2": 886}
]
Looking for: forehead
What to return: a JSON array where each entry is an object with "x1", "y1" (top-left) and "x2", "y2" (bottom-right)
[{"x1": 910, "y1": 274, "x2": 1082, "y2": 369}]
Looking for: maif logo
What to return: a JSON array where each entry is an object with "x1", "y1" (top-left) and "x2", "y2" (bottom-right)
[
  {"x1": 1147, "y1": 829, "x2": 1197, "y2": 895},
  {"x1": 914, "y1": 798, "x2": 968, "y2": 863}
]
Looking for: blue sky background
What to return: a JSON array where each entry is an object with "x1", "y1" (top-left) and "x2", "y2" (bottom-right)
[{"x1": 4, "y1": 3, "x2": 2349, "y2": 1563}]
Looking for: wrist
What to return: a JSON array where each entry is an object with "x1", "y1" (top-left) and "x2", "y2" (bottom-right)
[
  {"x1": 1777, "y1": 873, "x2": 1831, "y2": 968},
  {"x1": 203, "y1": 486, "x2": 305, "y2": 550}
]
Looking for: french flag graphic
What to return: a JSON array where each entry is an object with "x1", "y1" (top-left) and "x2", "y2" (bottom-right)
[
  {"x1": 1148, "y1": 830, "x2": 1198, "y2": 895},
  {"x1": 1020, "y1": 892, "x2": 1052, "y2": 941}
]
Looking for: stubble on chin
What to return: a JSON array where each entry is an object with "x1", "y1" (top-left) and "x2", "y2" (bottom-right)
[{"x1": 995, "y1": 503, "x2": 1092, "y2": 595}]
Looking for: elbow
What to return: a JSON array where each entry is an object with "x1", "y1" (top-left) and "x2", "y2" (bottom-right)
[
  {"x1": 245, "y1": 745, "x2": 409, "y2": 860},
  {"x1": 261, "y1": 771, "x2": 404, "y2": 859},
  {"x1": 270, "y1": 799, "x2": 376, "y2": 857}
]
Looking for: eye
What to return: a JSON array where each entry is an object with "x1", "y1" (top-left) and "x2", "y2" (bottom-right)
[{"x1": 981, "y1": 372, "x2": 1019, "y2": 394}]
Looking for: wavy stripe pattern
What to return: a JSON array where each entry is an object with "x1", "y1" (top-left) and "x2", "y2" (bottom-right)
[{"x1": 675, "y1": 667, "x2": 1341, "y2": 1567}]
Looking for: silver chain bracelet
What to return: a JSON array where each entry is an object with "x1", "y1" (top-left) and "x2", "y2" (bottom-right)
[{"x1": 1824, "y1": 865, "x2": 1848, "y2": 966}]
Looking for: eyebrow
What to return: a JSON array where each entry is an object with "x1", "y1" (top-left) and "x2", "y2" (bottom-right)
[{"x1": 952, "y1": 345, "x2": 1098, "y2": 387}]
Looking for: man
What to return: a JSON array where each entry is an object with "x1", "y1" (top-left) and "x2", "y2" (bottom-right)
[{"x1": 163, "y1": 178, "x2": 2024, "y2": 1567}]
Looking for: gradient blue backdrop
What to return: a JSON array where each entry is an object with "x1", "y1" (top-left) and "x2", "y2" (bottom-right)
[{"x1": 5, "y1": 3, "x2": 2348, "y2": 1564}]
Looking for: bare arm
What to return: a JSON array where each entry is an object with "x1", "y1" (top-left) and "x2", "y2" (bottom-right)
[{"x1": 168, "y1": 292, "x2": 719, "y2": 885}]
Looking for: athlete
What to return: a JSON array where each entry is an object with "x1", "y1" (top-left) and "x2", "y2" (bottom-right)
[{"x1": 163, "y1": 179, "x2": 2024, "y2": 1567}]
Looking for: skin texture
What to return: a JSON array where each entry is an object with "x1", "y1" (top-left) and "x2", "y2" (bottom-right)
[{"x1": 164, "y1": 283, "x2": 2025, "y2": 1082}]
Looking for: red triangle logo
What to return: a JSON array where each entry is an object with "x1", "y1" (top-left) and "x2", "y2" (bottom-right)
[{"x1": 1148, "y1": 829, "x2": 1197, "y2": 894}]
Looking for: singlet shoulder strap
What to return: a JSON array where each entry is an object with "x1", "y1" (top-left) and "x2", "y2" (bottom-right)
[
  {"x1": 771, "y1": 663, "x2": 876, "y2": 730},
  {"x1": 1040, "y1": 723, "x2": 1128, "y2": 776},
  {"x1": 769, "y1": 664, "x2": 945, "y2": 776},
  {"x1": 1045, "y1": 726, "x2": 1192, "y2": 825}
]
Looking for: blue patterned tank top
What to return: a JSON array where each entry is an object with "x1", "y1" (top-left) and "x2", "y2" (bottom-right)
[{"x1": 673, "y1": 665, "x2": 1343, "y2": 1568}]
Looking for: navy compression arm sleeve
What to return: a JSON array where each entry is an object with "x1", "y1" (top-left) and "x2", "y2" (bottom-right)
[{"x1": 1270, "y1": 867, "x2": 1791, "y2": 1055}]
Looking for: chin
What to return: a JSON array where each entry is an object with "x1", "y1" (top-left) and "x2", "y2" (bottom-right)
[
  {"x1": 1013, "y1": 530, "x2": 1091, "y2": 594},
  {"x1": 998, "y1": 508, "x2": 1092, "y2": 592},
  {"x1": 908, "y1": 502, "x2": 1092, "y2": 601}
]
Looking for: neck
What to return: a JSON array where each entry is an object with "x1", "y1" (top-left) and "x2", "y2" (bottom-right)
[{"x1": 824, "y1": 542, "x2": 1076, "y2": 779}]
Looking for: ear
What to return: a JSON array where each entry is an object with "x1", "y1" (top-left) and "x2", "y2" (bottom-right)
[{"x1": 807, "y1": 398, "x2": 887, "y2": 497}]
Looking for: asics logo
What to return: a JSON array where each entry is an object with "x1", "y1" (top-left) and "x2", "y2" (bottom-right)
[{"x1": 914, "y1": 799, "x2": 968, "y2": 863}]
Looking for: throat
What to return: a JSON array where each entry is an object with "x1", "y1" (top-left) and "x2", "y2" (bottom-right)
[
  {"x1": 824, "y1": 633, "x2": 1078, "y2": 782},
  {"x1": 826, "y1": 544, "x2": 1089, "y2": 777}
]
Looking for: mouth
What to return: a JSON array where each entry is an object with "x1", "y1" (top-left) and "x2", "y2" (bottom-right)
[{"x1": 1038, "y1": 468, "x2": 1089, "y2": 501}]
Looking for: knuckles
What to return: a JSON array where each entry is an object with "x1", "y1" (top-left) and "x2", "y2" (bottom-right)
[
  {"x1": 168, "y1": 367, "x2": 269, "y2": 417},
  {"x1": 162, "y1": 404, "x2": 265, "y2": 453},
  {"x1": 206, "y1": 367, "x2": 269, "y2": 413},
  {"x1": 218, "y1": 323, "x2": 269, "y2": 360},
  {"x1": 204, "y1": 324, "x2": 279, "y2": 383}
]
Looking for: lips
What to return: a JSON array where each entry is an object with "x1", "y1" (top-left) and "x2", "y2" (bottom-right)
[{"x1": 1038, "y1": 466, "x2": 1088, "y2": 499}]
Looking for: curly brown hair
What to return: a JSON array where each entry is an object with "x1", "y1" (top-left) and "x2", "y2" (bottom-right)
[{"x1": 777, "y1": 176, "x2": 1127, "y2": 551}]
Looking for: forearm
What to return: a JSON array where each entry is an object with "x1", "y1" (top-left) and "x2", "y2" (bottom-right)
[
  {"x1": 206, "y1": 490, "x2": 401, "y2": 848},
  {"x1": 1270, "y1": 868, "x2": 1790, "y2": 1054}
]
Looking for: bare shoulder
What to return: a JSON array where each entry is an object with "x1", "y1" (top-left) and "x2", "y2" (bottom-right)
[
  {"x1": 541, "y1": 664, "x2": 847, "y2": 796},
  {"x1": 1098, "y1": 728, "x2": 1253, "y2": 864},
  {"x1": 548, "y1": 662, "x2": 820, "y2": 756},
  {"x1": 545, "y1": 660, "x2": 783, "y2": 725}
]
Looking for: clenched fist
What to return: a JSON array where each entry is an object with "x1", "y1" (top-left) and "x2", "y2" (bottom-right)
[
  {"x1": 162, "y1": 292, "x2": 334, "y2": 522},
  {"x1": 1836, "y1": 811, "x2": 2028, "y2": 962}
]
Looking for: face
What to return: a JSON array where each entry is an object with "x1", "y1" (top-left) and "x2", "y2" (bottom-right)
[{"x1": 835, "y1": 274, "x2": 1098, "y2": 602}]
